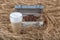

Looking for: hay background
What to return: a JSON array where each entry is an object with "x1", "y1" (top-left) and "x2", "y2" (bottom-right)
[{"x1": 0, "y1": 0, "x2": 60, "y2": 40}]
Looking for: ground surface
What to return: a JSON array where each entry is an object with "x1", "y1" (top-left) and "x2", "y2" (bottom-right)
[{"x1": 0, "y1": 0, "x2": 60, "y2": 40}]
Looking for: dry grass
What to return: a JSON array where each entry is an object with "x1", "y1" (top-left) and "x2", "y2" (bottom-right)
[{"x1": 0, "y1": 0, "x2": 60, "y2": 40}]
